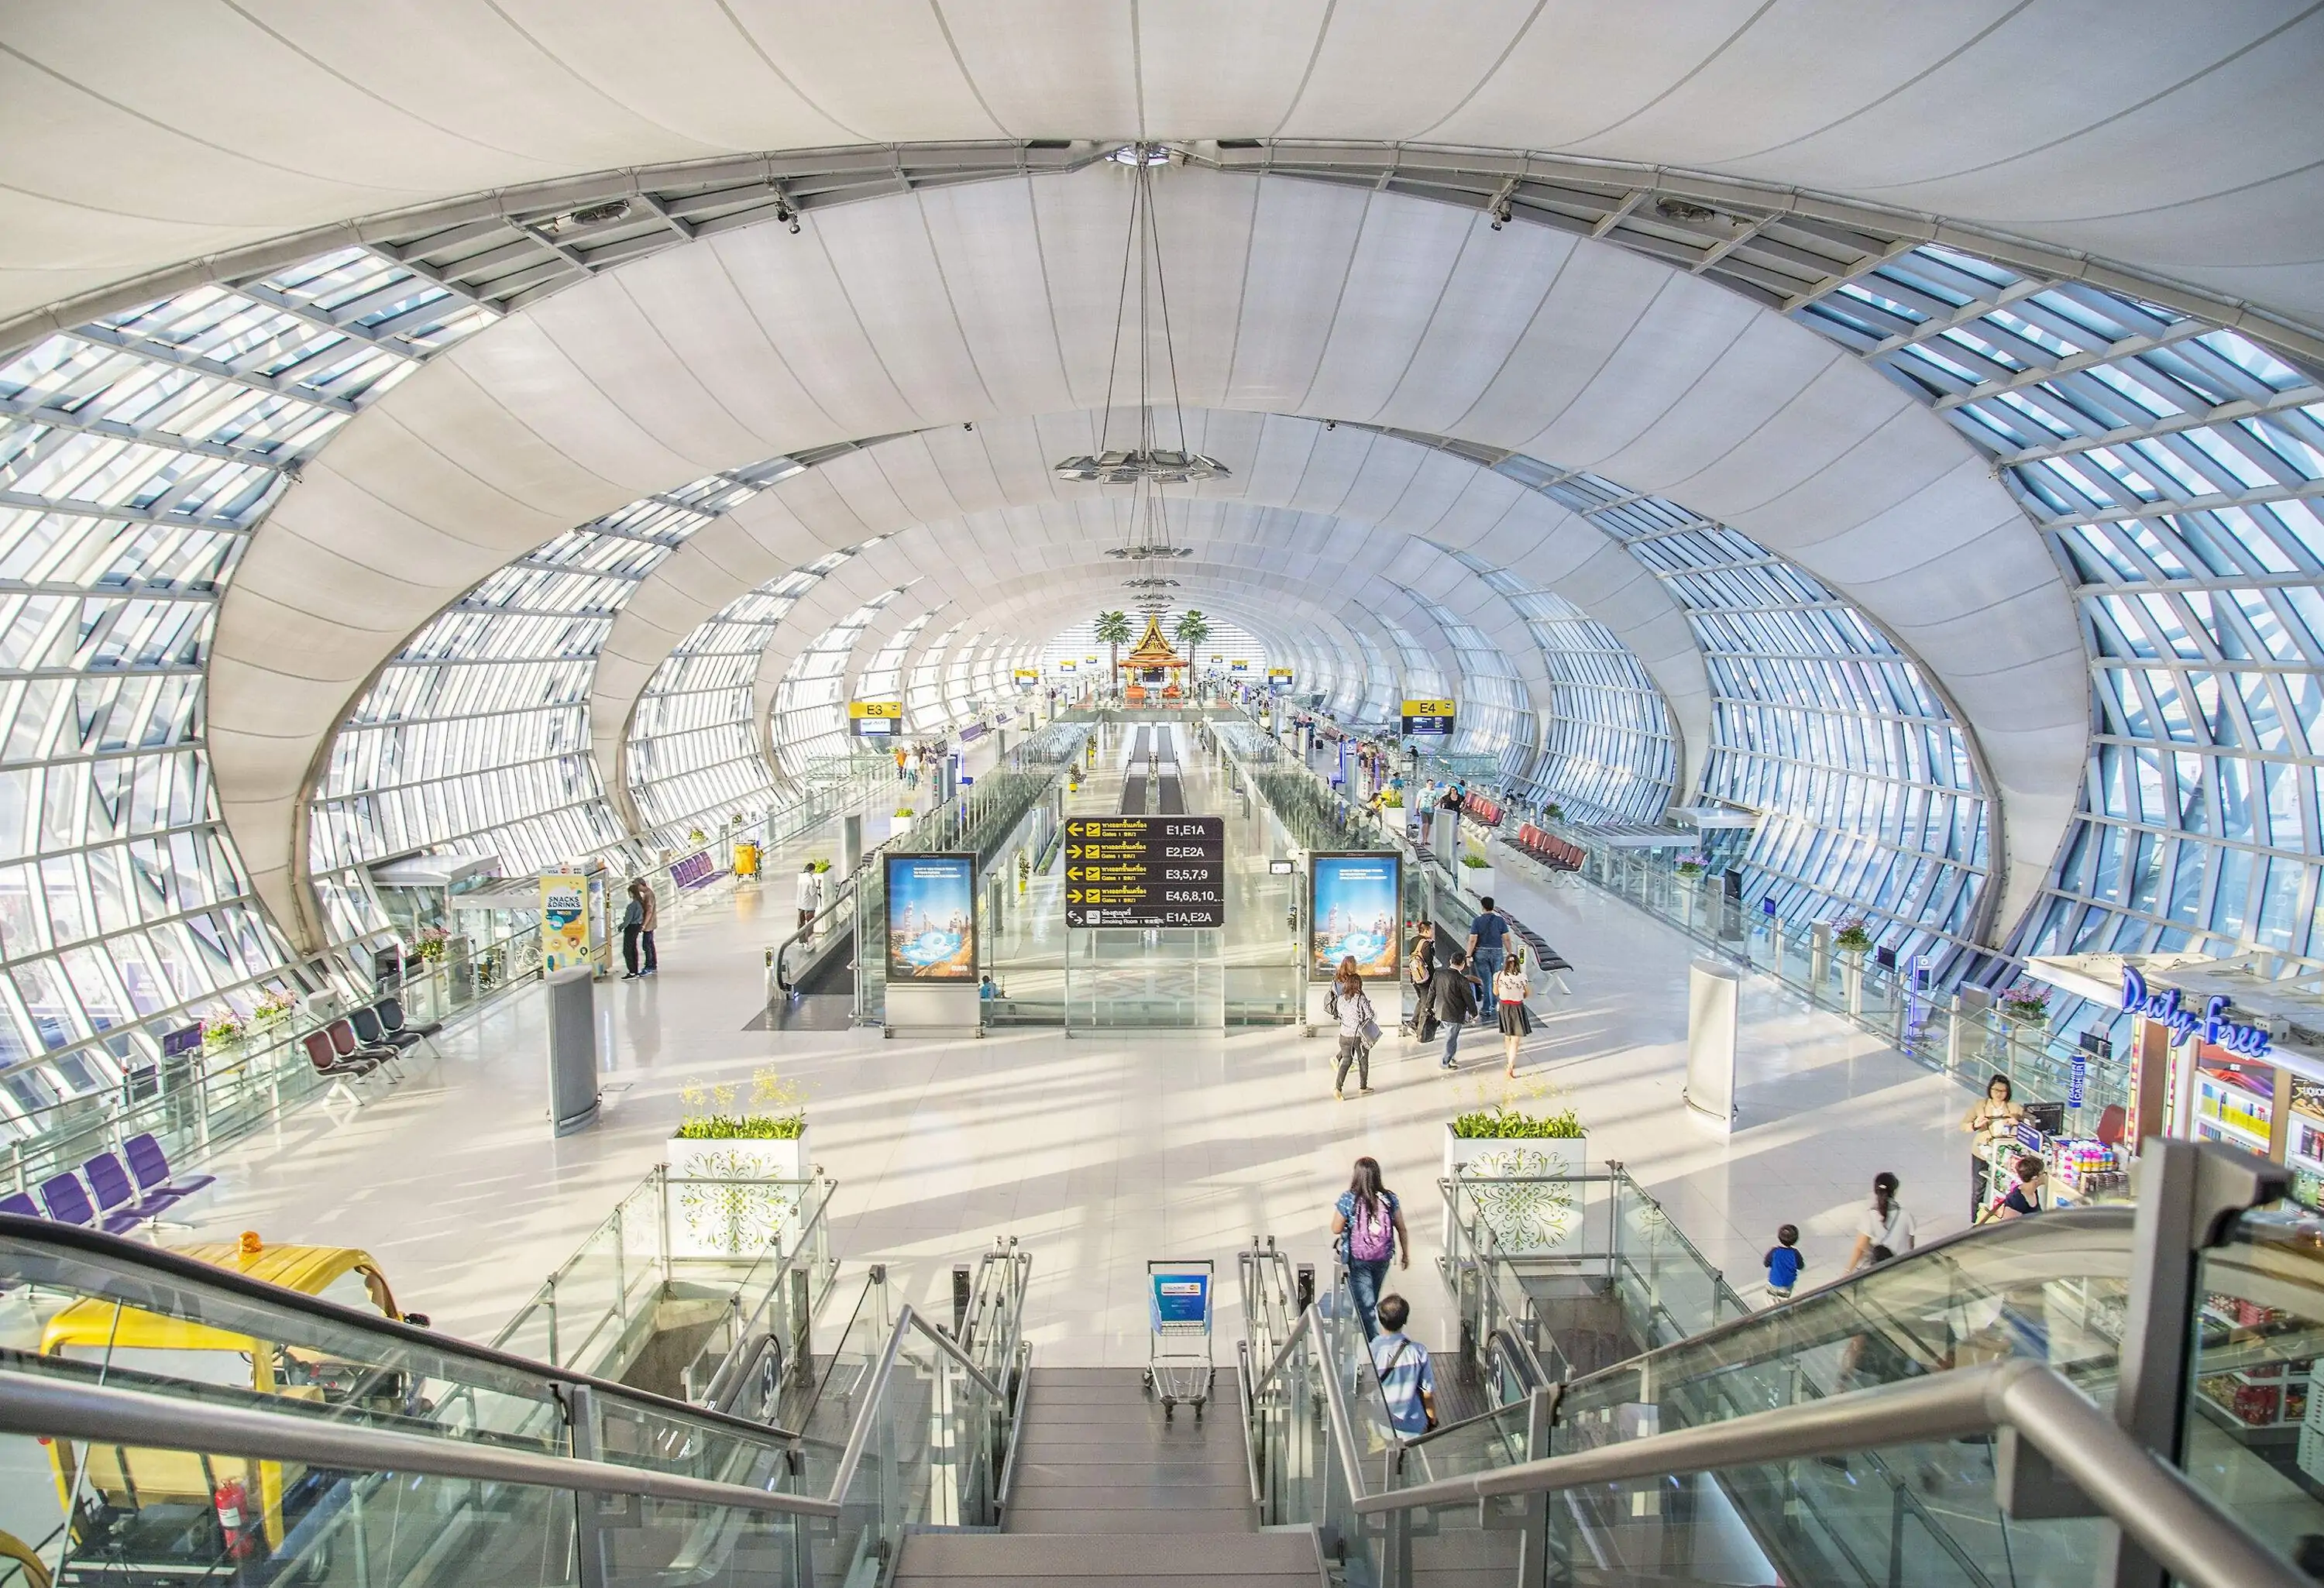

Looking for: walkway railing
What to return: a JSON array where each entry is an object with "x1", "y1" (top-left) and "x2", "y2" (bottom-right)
[
  {"x1": 490, "y1": 1167, "x2": 839, "y2": 1389},
  {"x1": 1438, "y1": 1162, "x2": 1752, "y2": 1390},
  {"x1": 1499, "y1": 823, "x2": 2130, "y2": 1121}
]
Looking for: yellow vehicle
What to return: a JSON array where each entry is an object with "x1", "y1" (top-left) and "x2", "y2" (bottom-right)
[{"x1": 40, "y1": 1240, "x2": 423, "y2": 1566}]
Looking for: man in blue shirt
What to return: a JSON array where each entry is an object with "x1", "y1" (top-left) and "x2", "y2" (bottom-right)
[
  {"x1": 1367, "y1": 1294, "x2": 1437, "y2": 1437},
  {"x1": 1466, "y1": 896, "x2": 1511, "y2": 987}
]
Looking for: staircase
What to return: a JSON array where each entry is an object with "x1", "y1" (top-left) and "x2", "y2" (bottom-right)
[{"x1": 893, "y1": 1366, "x2": 1324, "y2": 1586}]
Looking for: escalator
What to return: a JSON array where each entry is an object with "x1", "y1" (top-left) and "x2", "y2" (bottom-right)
[
  {"x1": 1245, "y1": 1182, "x2": 2324, "y2": 1586},
  {"x1": 0, "y1": 1216, "x2": 1033, "y2": 1588}
]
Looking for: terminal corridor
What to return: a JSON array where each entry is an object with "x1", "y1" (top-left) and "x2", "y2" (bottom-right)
[{"x1": 2, "y1": 9, "x2": 2322, "y2": 1586}]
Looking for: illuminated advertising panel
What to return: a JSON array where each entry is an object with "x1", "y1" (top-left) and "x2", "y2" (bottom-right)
[
  {"x1": 885, "y1": 853, "x2": 976, "y2": 981},
  {"x1": 1308, "y1": 853, "x2": 1401, "y2": 981}
]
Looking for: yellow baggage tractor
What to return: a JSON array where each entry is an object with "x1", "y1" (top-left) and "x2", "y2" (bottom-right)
[{"x1": 39, "y1": 1238, "x2": 425, "y2": 1574}]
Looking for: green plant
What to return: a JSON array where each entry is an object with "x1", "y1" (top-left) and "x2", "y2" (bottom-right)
[
  {"x1": 1675, "y1": 854, "x2": 1705, "y2": 877},
  {"x1": 252, "y1": 988, "x2": 296, "y2": 1024},
  {"x1": 414, "y1": 925, "x2": 449, "y2": 964},
  {"x1": 1173, "y1": 609, "x2": 1211, "y2": 651},
  {"x1": 1095, "y1": 610, "x2": 1132, "y2": 680},
  {"x1": 895, "y1": 806, "x2": 916, "y2": 819},
  {"x1": 1451, "y1": 1105, "x2": 1585, "y2": 1139},
  {"x1": 202, "y1": 1012, "x2": 245, "y2": 1048},
  {"x1": 1832, "y1": 916, "x2": 1874, "y2": 954},
  {"x1": 1544, "y1": 803, "x2": 1565, "y2": 821},
  {"x1": 677, "y1": 1067, "x2": 806, "y2": 1139},
  {"x1": 1460, "y1": 852, "x2": 1490, "y2": 868}
]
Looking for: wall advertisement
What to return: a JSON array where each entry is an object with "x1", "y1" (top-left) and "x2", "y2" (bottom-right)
[
  {"x1": 1308, "y1": 853, "x2": 1401, "y2": 981},
  {"x1": 885, "y1": 852, "x2": 977, "y2": 982}
]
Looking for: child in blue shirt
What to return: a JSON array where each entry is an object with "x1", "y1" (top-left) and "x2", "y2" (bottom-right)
[{"x1": 1765, "y1": 1224, "x2": 1804, "y2": 1303}]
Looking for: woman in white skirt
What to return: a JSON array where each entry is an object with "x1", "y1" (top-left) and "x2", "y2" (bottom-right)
[{"x1": 1494, "y1": 950, "x2": 1530, "y2": 1078}]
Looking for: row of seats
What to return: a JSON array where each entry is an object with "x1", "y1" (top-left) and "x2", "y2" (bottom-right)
[
  {"x1": 2, "y1": 1132, "x2": 216, "y2": 1236},
  {"x1": 301, "y1": 996, "x2": 439, "y2": 1102},
  {"x1": 1513, "y1": 823, "x2": 1586, "y2": 871},
  {"x1": 1461, "y1": 791, "x2": 1505, "y2": 827}
]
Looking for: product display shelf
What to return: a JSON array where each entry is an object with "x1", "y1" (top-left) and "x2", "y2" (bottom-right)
[{"x1": 2196, "y1": 1294, "x2": 2308, "y2": 1448}]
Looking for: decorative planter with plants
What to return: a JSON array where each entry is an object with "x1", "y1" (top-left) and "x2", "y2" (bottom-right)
[
  {"x1": 1459, "y1": 851, "x2": 1494, "y2": 896},
  {"x1": 201, "y1": 1012, "x2": 245, "y2": 1056},
  {"x1": 251, "y1": 988, "x2": 296, "y2": 1032},
  {"x1": 1998, "y1": 986, "x2": 2051, "y2": 1030},
  {"x1": 1442, "y1": 1090, "x2": 1587, "y2": 1256},
  {"x1": 665, "y1": 1067, "x2": 810, "y2": 1259},
  {"x1": 1674, "y1": 854, "x2": 1706, "y2": 878}
]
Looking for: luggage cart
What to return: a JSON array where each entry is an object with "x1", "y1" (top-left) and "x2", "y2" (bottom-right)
[{"x1": 1142, "y1": 1259, "x2": 1215, "y2": 1418}]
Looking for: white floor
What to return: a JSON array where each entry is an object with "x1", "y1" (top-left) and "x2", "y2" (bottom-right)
[{"x1": 163, "y1": 791, "x2": 1980, "y2": 1373}]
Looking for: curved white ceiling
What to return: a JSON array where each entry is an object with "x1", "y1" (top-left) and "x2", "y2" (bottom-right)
[
  {"x1": 589, "y1": 409, "x2": 1710, "y2": 796},
  {"x1": 205, "y1": 162, "x2": 2084, "y2": 942},
  {"x1": 8, "y1": 1, "x2": 2322, "y2": 332}
]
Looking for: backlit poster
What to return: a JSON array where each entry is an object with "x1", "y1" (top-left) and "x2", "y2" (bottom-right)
[
  {"x1": 885, "y1": 853, "x2": 976, "y2": 981},
  {"x1": 539, "y1": 871, "x2": 599, "y2": 974},
  {"x1": 1309, "y1": 853, "x2": 1401, "y2": 981}
]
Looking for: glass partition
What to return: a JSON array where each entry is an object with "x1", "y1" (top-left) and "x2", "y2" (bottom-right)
[{"x1": 2182, "y1": 1205, "x2": 2324, "y2": 1568}]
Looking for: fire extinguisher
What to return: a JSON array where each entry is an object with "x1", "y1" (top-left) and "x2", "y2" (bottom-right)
[{"x1": 214, "y1": 1475, "x2": 257, "y2": 1561}]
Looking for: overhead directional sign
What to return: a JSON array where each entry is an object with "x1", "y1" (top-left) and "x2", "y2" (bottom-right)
[{"x1": 1063, "y1": 816, "x2": 1226, "y2": 927}]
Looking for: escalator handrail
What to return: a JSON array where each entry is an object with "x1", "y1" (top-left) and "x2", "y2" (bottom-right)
[
  {"x1": 1446, "y1": 1194, "x2": 2136, "y2": 1403},
  {"x1": 0, "y1": 1366, "x2": 838, "y2": 1519},
  {"x1": 774, "y1": 870, "x2": 865, "y2": 993},
  {"x1": 823, "y1": 1301, "x2": 1011, "y2": 1505},
  {"x1": 1356, "y1": 1356, "x2": 2302, "y2": 1588},
  {"x1": 0, "y1": 1213, "x2": 805, "y2": 1447}
]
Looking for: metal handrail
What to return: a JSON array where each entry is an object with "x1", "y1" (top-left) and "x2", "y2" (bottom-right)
[
  {"x1": 0, "y1": 1368, "x2": 838, "y2": 1520},
  {"x1": 821, "y1": 1302, "x2": 1012, "y2": 1507},
  {"x1": 773, "y1": 871, "x2": 865, "y2": 993},
  {"x1": 1357, "y1": 1359, "x2": 2302, "y2": 1588},
  {"x1": 1241, "y1": 1236, "x2": 2298, "y2": 1588},
  {"x1": 0, "y1": 1213, "x2": 803, "y2": 1449}
]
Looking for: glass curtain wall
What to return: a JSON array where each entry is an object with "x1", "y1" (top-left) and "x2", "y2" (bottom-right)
[
  {"x1": 0, "y1": 250, "x2": 491, "y2": 1115},
  {"x1": 1468, "y1": 571, "x2": 1676, "y2": 826},
  {"x1": 769, "y1": 591, "x2": 906, "y2": 780},
  {"x1": 305, "y1": 458, "x2": 811, "y2": 940},
  {"x1": 1523, "y1": 466, "x2": 1991, "y2": 968},
  {"x1": 625, "y1": 565, "x2": 834, "y2": 851},
  {"x1": 1792, "y1": 242, "x2": 2324, "y2": 993},
  {"x1": 1397, "y1": 592, "x2": 1533, "y2": 772}
]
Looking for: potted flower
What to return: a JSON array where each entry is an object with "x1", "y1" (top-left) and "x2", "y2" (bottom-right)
[
  {"x1": 666, "y1": 1067, "x2": 810, "y2": 1258},
  {"x1": 1442, "y1": 1084, "x2": 1587, "y2": 1255},
  {"x1": 201, "y1": 1011, "x2": 245, "y2": 1055},
  {"x1": 250, "y1": 989, "x2": 296, "y2": 1040},
  {"x1": 1675, "y1": 854, "x2": 1706, "y2": 878},
  {"x1": 1544, "y1": 803, "x2": 1565, "y2": 823},
  {"x1": 1998, "y1": 986, "x2": 2051, "y2": 1029},
  {"x1": 1831, "y1": 916, "x2": 1872, "y2": 1015},
  {"x1": 1831, "y1": 916, "x2": 1873, "y2": 956},
  {"x1": 414, "y1": 926, "x2": 449, "y2": 964}
]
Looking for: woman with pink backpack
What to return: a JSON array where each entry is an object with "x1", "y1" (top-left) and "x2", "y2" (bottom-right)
[{"x1": 1330, "y1": 1156, "x2": 1411, "y2": 1339}]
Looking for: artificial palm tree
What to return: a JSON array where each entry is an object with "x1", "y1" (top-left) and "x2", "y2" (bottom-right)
[
  {"x1": 1172, "y1": 609, "x2": 1210, "y2": 651},
  {"x1": 1094, "y1": 610, "x2": 1132, "y2": 689}
]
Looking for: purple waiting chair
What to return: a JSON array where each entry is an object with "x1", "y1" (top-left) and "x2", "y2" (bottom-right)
[{"x1": 125, "y1": 1133, "x2": 214, "y2": 1202}]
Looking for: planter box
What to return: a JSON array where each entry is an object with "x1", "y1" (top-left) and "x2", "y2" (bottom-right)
[
  {"x1": 1460, "y1": 864, "x2": 1495, "y2": 898},
  {"x1": 1443, "y1": 1124, "x2": 1587, "y2": 1256},
  {"x1": 665, "y1": 1131, "x2": 810, "y2": 1259}
]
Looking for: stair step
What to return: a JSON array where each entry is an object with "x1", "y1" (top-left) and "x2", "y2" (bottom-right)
[{"x1": 896, "y1": 1530, "x2": 1318, "y2": 1582}]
